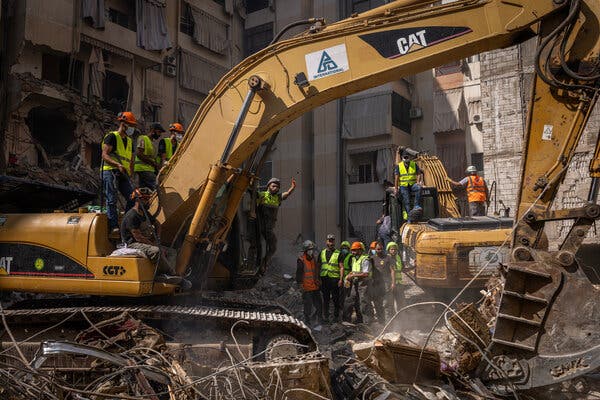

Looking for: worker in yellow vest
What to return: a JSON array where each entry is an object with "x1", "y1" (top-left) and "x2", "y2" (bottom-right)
[
  {"x1": 158, "y1": 123, "x2": 184, "y2": 169},
  {"x1": 257, "y1": 177, "x2": 296, "y2": 270},
  {"x1": 318, "y1": 234, "x2": 343, "y2": 323},
  {"x1": 134, "y1": 122, "x2": 164, "y2": 190},
  {"x1": 393, "y1": 150, "x2": 424, "y2": 222},
  {"x1": 386, "y1": 242, "x2": 404, "y2": 312},
  {"x1": 447, "y1": 165, "x2": 489, "y2": 216},
  {"x1": 296, "y1": 240, "x2": 323, "y2": 327},
  {"x1": 342, "y1": 242, "x2": 371, "y2": 324},
  {"x1": 101, "y1": 111, "x2": 137, "y2": 233}
]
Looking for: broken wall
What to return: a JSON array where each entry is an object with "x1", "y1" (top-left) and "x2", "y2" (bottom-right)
[{"x1": 481, "y1": 39, "x2": 600, "y2": 248}]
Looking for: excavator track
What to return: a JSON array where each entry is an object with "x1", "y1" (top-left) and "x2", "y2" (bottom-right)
[{"x1": 0, "y1": 301, "x2": 317, "y2": 360}]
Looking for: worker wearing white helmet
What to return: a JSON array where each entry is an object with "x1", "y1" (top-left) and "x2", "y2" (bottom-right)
[
  {"x1": 256, "y1": 176, "x2": 297, "y2": 270},
  {"x1": 447, "y1": 165, "x2": 489, "y2": 216}
]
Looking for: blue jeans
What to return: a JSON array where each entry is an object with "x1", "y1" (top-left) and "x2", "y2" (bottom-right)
[
  {"x1": 399, "y1": 184, "x2": 422, "y2": 215},
  {"x1": 102, "y1": 170, "x2": 134, "y2": 230}
]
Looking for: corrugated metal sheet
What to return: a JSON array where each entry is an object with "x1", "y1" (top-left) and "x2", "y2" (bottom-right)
[{"x1": 342, "y1": 92, "x2": 391, "y2": 139}]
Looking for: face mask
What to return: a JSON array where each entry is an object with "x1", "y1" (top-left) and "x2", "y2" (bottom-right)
[
  {"x1": 126, "y1": 126, "x2": 135, "y2": 136},
  {"x1": 370, "y1": 249, "x2": 376, "y2": 256},
  {"x1": 175, "y1": 134, "x2": 183, "y2": 142},
  {"x1": 402, "y1": 157, "x2": 409, "y2": 162},
  {"x1": 306, "y1": 250, "x2": 314, "y2": 257}
]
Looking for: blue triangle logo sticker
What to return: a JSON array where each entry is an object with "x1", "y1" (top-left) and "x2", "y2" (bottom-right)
[{"x1": 317, "y1": 51, "x2": 338, "y2": 73}]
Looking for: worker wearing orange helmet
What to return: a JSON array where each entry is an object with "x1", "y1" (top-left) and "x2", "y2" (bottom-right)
[
  {"x1": 341, "y1": 241, "x2": 371, "y2": 323},
  {"x1": 101, "y1": 111, "x2": 137, "y2": 233},
  {"x1": 157, "y1": 122, "x2": 185, "y2": 168}
]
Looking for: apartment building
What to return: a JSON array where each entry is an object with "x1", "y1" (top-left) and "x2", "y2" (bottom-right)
[{"x1": 0, "y1": 0, "x2": 245, "y2": 211}]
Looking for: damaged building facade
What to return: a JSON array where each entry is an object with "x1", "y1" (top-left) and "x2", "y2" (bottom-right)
[{"x1": 0, "y1": 0, "x2": 245, "y2": 211}]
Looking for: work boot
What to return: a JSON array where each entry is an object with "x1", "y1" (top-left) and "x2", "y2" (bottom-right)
[{"x1": 155, "y1": 274, "x2": 183, "y2": 285}]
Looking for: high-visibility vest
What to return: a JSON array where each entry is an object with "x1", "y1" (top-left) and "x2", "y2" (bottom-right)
[
  {"x1": 393, "y1": 254, "x2": 403, "y2": 283},
  {"x1": 134, "y1": 135, "x2": 156, "y2": 172},
  {"x1": 342, "y1": 252, "x2": 352, "y2": 277},
  {"x1": 101, "y1": 131, "x2": 132, "y2": 174},
  {"x1": 397, "y1": 161, "x2": 417, "y2": 187},
  {"x1": 351, "y1": 254, "x2": 369, "y2": 273},
  {"x1": 466, "y1": 175, "x2": 487, "y2": 203},
  {"x1": 258, "y1": 191, "x2": 281, "y2": 208},
  {"x1": 300, "y1": 254, "x2": 319, "y2": 291},
  {"x1": 160, "y1": 138, "x2": 176, "y2": 163},
  {"x1": 319, "y1": 249, "x2": 340, "y2": 278}
]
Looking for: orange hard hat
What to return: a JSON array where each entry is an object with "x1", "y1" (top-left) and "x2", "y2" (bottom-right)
[
  {"x1": 117, "y1": 111, "x2": 137, "y2": 126},
  {"x1": 350, "y1": 242, "x2": 363, "y2": 251},
  {"x1": 370, "y1": 241, "x2": 378, "y2": 249},
  {"x1": 169, "y1": 122, "x2": 184, "y2": 133}
]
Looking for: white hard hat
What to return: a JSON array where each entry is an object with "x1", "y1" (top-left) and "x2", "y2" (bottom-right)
[{"x1": 466, "y1": 166, "x2": 477, "y2": 173}]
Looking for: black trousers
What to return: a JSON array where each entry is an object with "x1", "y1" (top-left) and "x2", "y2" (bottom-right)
[
  {"x1": 364, "y1": 282, "x2": 386, "y2": 323},
  {"x1": 321, "y1": 276, "x2": 340, "y2": 319},
  {"x1": 302, "y1": 290, "x2": 323, "y2": 325}
]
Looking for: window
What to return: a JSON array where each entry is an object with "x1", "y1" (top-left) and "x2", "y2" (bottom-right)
[
  {"x1": 108, "y1": 1, "x2": 136, "y2": 31},
  {"x1": 435, "y1": 60, "x2": 462, "y2": 76},
  {"x1": 392, "y1": 92, "x2": 411, "y2": 134},
  {"x1": 180, "y1": 2, "x2": 194, "y2": 36},
  {"x1": 471, "y1": 152, "x2": 483, "y2": 172},
  {"x1": 348, "y1": 0, "x2": 386, "y2": 14},
  {"x1": 42, "y1": 53, "x2": 84, "y2": 92},
  {"x1": 349, "y1": 152, "x2": 377, "y2": 184},
  {"x1": 245, "y1": 0, "x2": 270, "y2": 13},
  {"x1": 244, "y1": 23, "x2": 273, "y2": 57},
  {"x1": 102, "y1": 71, "x2": 129, "y2": 114}
]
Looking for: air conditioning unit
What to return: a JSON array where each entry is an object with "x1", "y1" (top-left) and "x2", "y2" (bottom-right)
[
  {"x1": 164, "y1": 64, "x2": 176, "y2": 77},
  {"x1": 164, "y1": 54, "x2": 176, "y2": 66},
  {"x1": 409, "y1": 107, "x2": 423, "y2": 119},
  {"x1": 472, "y1": 114, "x2": 482, "y2": 124}
]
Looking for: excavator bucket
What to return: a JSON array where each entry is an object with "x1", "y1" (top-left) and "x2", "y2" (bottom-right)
[{"x1": 480, "y1": 256, "x2": 599, "y2": 393}]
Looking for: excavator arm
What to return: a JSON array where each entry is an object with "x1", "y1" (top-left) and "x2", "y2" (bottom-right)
[{"x1": 152, "y1": 0, "x2": 569, "y2": 273}]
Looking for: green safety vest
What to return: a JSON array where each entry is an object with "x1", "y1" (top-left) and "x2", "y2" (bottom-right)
[
  {"x1": 394, "y1": 254, "x2": 403, "y2": 283},
  {"x1": 134, "y1": 135, "x2": 156, "y2": 172},
  {"x1": 258, "y1": 191, "x2": 281, "y2": 208},
  {"x1": 319, "y1": 249, "x2": 340, "y2": 278},
  {"x1": 342, "y1": 252, "x2": 352, "y2": 277},
  {"x1": 398, "y1": 161, "x2": 417, "y2": 187},
  {"x1": 101, "y1": 131, "x2": 132, "y2": 174},
  {"x1": 160, "y1": 138, "x2": 177, "y2": 164},
  {"x1": 351, "y1": 254, "x2": 369, "y2": 273}
]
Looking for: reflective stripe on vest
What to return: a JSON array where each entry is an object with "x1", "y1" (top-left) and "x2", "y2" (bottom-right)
[
  {"x1": 351, "y1": 254, "x2": 369, "y2": 273},
  {"x1": 101, "y1": 131, "x2": 132, "y2": 173},
  {"x1": 398, "y1": 161, "x2": 417, "y2": 187},
  {"x1": 300, "y1": 254, "x2": 319, "y2": 291},
  {"x1": 258, "y1": 191, "x2": 281, "y2": 208},
  {"x1": 394, "y1": 254, "x2": 403, "y2": 283},
  {"x1": 319, "y1": 249, "x2": 340, "y2": 278},
  {"x1": 466, "y1": 175, "x2": 487, "y2": 203},
  {"x1": 134, "y1": 135, "x2": 156, "y2": 172}
]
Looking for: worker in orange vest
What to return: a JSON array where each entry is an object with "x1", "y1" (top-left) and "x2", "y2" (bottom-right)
[
  {"x1": 447, "y1": 165, "x2": 489, "y2": 216},
  {"x1": 296, "y1": 240, "x2": 323, "y2": 327}
]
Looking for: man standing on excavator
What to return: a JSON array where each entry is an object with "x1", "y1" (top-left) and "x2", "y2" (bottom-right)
[
  {"x1": 447, "y1": 166, "x2": 489, "y2": 216},
  {"x1": 257, "y1": 177, "x2": 296, "y2": 269},
  {"x1": 158, "y1": 123, "x2": 185, "y2": 169},
  {"x1": 101, "y1": 111, "x2": 137, "y2": 233},
  {"x1": 134, "y1": 122, "x2": 164, "y2": 190}
]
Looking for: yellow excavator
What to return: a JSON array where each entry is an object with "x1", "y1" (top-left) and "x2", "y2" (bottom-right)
[{"x1": 0, "y1": 0, "x2": 599, "y2": 390}]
